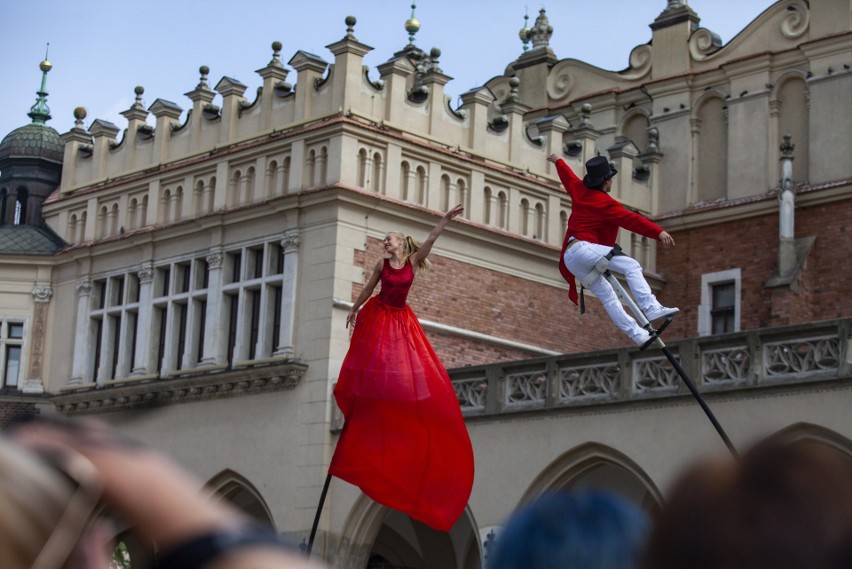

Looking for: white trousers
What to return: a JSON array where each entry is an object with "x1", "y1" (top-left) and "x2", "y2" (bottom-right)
[{"x1": 563, "y1": 241, "x2": 664, "y2": 342}]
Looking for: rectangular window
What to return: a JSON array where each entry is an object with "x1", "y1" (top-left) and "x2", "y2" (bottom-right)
[
  {"x1": 175, "y1": 303, "x2": 188, "y2": 370},
  {"x1": 196, "y1": 299, "x2": 207, "y2": 364},
  {"x1": 227, "y1": 294, "x2": 239, "y2": 365},
  {"x1": 4, "y1": 345, "x2": 21, "y2": 387},
  {"x1": 248, "y1": 289, "x2": 261, "y2": 360},
  {"x1": 271, "y1": 285, "x2": 282, "y2": 351},
  {"x1": 711, "y1": 282, "x2": 736, "y2": 334},
  {"x1": 1, "y1": 319, "x2": 26, "y2": 387},
  {"x1": 699, "y1": 269, "x2": 742, "y2": 336}
]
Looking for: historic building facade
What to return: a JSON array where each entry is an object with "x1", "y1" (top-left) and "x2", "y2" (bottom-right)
[{"x1": 1, "y1": 1, "x2": 850, "y2": 567}]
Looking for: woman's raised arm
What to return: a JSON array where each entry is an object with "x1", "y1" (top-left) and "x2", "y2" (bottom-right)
[{"x1": 409, "y1": 205, "x2": 464, "y2": 267}]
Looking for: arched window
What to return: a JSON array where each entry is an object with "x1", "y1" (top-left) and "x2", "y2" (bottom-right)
[
  {"x1": 520, "y1": 199, "x2": 530, "y2": 236},
  {"x1": 440, "y1": 174, "x2": 451, "y2": 211},
  {"x1": 161, "y1": 189, "x2": 172, "y2": 224},
  {"x1": 192, "y1": 181, "x2": 205, "y2": 215},
  {"x1": 244, "y1": 167, "x2": 255, "y2": 204},
  {"x1": 371, "y1": 152, "x2": 383, "y2": 194},
  {"x1": 318, "y1": 146, "x2": 328, "y2": 186},
  {"x1": 0, "y1": 188, "x2": 7, "y2": 225},
  {"x1": 357, "y1": 148, "x2": 368, "y2": 187},
  {"x1": 265, "y1": 160, "x2": 278, "y2": 199},
  {"x1": 776, "y1": 76, "x2": 809, "y2": 183},
  {"x1": 534, "y1": 202, "x2": 545, "y2": 240},
  {"x1": 400, "y1": 161, "x2": 411, "y2": 202},
  {"x1": 695, "y1": 96, "x2": 728, "y2": 203},
  {"x1": 228, "y1": 170, "x2": 241, "y2": 209},
  {"x1": 281, "y1": 157, "x2": 290, "y2": 193},
  {"x1": 457, "y1": 178, "x2": 468, "y2": 216},
  {"x1": 498, "y1": 191, "x2": 508, "y2": 230},
  {"x1": 483, "y1": 186, "x2": 493, "y2": 225},
  {"x1": 14, "y1": 188, "x2": 28, "y2": 225},
  {"x1": 416, "y1": 166, "x2": 427, "y2": 205},
  {"x1": 622, "y1": 113, "x2": 650, "y2": 153},
  {"x1": 174, "y1": 186, "x2": 184, "y2": 222},
  {"x1": 98, "y1": 205, "x2": 110, "y2": 238},
  {"x1": 306, "y1": 150, "x2": 316, "y2": 188}
]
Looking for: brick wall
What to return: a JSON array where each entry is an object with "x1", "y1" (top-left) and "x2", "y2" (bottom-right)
[
  {"x1": 0, "y1": 400, "x2": 40, "y2": 430},
  {"x1": 657, "y1": 197, "x2": 851, "y2": 337},
  {"x1": 350, "y1": 237, "x2": 635, "y2": 367}
]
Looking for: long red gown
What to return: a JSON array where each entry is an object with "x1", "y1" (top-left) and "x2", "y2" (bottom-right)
[{"x1": 329, "y1": 259, "x2": 475, "y2": 532}]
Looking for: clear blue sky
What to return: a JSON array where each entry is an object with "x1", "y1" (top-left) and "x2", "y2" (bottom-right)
[{"x1": 1, "y1": 0, "x2": 775, "y2": 140}]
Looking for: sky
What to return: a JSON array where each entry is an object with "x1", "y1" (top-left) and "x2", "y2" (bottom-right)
[{"x1": 1, "y1": 0, "x2": 777, "y2": 140}]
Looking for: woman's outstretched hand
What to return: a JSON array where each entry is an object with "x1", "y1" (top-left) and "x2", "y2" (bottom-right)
[
  {"x1": 546, "y1": 154, "x2": 560, "y2": 164},
  {"x1": 445, "y1": 204, "x2": 464, "y2": 220},
  {"x1": 659, "y1": 230, "x2": 675, "y2": 248}
]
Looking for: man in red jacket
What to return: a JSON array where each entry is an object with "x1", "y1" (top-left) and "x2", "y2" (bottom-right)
[{"x1": 548, "y1": 153, "x2": 678, "y2": 346}]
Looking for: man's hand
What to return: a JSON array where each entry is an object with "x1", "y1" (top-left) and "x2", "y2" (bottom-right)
[{"x1": 659, "y1": 231, "x2": 675, "y2": 248}]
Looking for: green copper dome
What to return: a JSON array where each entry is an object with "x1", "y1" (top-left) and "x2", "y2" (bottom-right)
[{"x1": 0, "y1": 123, "x2": 64, "y2": 166}]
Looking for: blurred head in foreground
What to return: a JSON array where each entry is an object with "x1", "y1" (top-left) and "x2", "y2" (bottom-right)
[
  {"x1": 488, "y1": 489, "x2": 649, "y2": 569},
  {"x1": 643, "y1": 437, "x2": 852, "y2": 569}
]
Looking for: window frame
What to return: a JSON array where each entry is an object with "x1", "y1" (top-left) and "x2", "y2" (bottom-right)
[{"x1": 698, "y1": 268, "x2": 742, "y2": 336}]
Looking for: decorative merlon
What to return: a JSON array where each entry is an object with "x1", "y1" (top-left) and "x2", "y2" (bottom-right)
[
  {"x1": 89, "y1": 119, "x2": 120, "y2": 139},
  {"x1": 288, "y1": 51, "x2": 329, "y2": 73},
  {"x1": 148, "y1": 98, "x2": 183, "y2": 119},
  {"x1": 216, "y1": 76, "x2": 248, "y2": 97}
]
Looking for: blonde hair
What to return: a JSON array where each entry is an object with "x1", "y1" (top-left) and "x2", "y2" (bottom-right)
[{"x1": 389, "y1": 232, "x2": 432, "y2": 272}]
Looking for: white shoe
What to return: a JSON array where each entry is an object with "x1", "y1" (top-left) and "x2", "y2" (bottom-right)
[
  {"x1": 645, "y1": 306, "x2": 679, "y2": 321},
  {"x1": 631, "y1": 329, "x2": 652, "y2": 346}
]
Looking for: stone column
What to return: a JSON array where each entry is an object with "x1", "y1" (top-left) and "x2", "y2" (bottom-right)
[
  {"x1": 131, "y1": 264, "x2": 154, "y2": 376},
  {"x1": 70, "y1": 279, "x2": 93, "y2": 385},
  {"x1": 274, "y1": 230, "x2": 301, "y2": 357},
  {"x1": 201, "y1": 247, "x2": 225, "y2": 366},
  {"x1": 22, "y1": 286, "x2": 52, "y2": 394}
]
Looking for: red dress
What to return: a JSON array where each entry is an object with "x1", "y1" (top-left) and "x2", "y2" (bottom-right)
[{"x1": 329, "y1": 259, "x2": 475, "y2": 532}]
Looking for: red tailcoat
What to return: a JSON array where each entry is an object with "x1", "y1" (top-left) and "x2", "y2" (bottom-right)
[{"x1": 554, "y1": 158, "x2": 664, "y2": 304}]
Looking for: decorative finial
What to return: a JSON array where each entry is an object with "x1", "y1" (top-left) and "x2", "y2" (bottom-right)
[
  {"x1": 528, "y1": 8, "x2": 553, "y2": 50},
  {"x1": 579, "y1": 103, "x2": 592, "y2": 127},
  {"x1": 506, "y1": 77, "x2": 521, "y2": 104},
  {"x1": 429, "y1": 47, "x2": 442, "y2": 73},
  {"x1": 405, "y1": 2, "x2": 420, "y2": 45},
  {"x1": 780, "y1": 134, "x2": 795, "y2": 159},
  {"x1": 197, "y1": 65, "x2": 211, "y2": 90},
  {"x1": 28, "y1": 44, "x2": 53, "y2": 124},
  {"x1": 646, "y1": 127, "x2": 660, "y2": 153},
  {"x1": 73, "y1": 107, "x2": 87, "y2": 129},
  {"x1": 519, "y1": 8, "x2": 531, "y2": 52},
  {"x1": 127, "y1": 85, "x2": 144, "y2": 110},
  {"x1": 269, "y1": 41, "x2": 283, "y2": 67},
  {"x1": 345, "y1": 15, "x2": 357, "y2": 40}
]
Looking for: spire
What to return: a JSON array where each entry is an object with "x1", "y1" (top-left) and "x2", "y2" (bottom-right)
[
  {"x1": 28, "y1": 44, "x2": 52, "y2": 124},
  {"x1": 405, "y1": 2, "x2": 420, "y2": 46},
  {"x1": 519, "y1": 8, "x2": 531, "y2": 52}
]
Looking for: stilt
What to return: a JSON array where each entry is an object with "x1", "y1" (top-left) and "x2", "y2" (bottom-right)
[
  {"x1": 601, "y1": 266, "x2": 739, "y2": 458},
  {"x1": 306, "y1": 474, "x2": 333, "y2": 557}
]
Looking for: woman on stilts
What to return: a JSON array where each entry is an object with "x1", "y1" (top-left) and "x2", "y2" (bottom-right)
[{"x1": 329, "y1": 204, "x2": 475, "y2": 533}]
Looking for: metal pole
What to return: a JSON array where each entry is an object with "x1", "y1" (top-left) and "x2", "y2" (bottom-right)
[
  {"x1": 603, "y1": 270, "x2": 738, "y2": 457},
  {"x1": 306, "y1": 474, "x2": 332, "y2": 557},
  {"x1": 660, "y1": 345, "x2": 739, "y2": 457}
]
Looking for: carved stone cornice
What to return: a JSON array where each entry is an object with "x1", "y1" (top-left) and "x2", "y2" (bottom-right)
[{"x1": 51, "y1": 361, "x2": 308, "y2": 416}]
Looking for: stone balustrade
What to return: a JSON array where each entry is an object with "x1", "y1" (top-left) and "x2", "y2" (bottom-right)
[{"x1": 449, "y1": 317, "x2": 851, "y2": 416}]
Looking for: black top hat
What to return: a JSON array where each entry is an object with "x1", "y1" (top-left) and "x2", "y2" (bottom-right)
[{"x1": 583, "y1": 156, "x2": 618, "y2": 187}]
